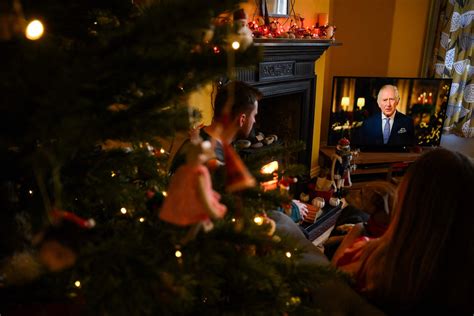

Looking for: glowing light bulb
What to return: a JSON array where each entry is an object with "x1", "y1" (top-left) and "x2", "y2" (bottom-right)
[
  {"x1": 162, "y1": 191, "x2": 167, "y2": 197},
  {"x1": 254, "y1": 216, "x2": 264, "y2": 225},
  {"x1": 28, "y1": 190, "x2": 33, "y2": 195},
  {"x1": 260, "y1": 161, "x2": 279, "y2": 174},
  {"x1": 111, "y1": 171, "x2": 117, "y2": 177},
  {"x1": 231, "y1": 218, "x2": 236, "y2": 222},
  {"x1": 74, "y1": 280, "x2": 81, "y2": 288},
  {"x1": 120, "y1": 207, "x2": 127, "y2": 214},
  {"x1": 285, "y1": 251, "x2": 292, "y2": 258},
  {"x1": 231, "y1": 41, "x2": 240, "y2": 50},
  {"x1": 160, "y1": 148, "x2": 165, "y2": 154},
  {"x1": 175, "y1": 250, "x2": 182, "y2": 258},
  {"x1": 139, "y1": 217, "x2": 145, "y2": 222},
  {"x1": 25, "y1": 20, "x2": 44, "y2": 40}
]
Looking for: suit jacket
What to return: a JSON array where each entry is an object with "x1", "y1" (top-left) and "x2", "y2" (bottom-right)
[{"x1": 359, "y1": 111, "x2": 414, "y2": 146}]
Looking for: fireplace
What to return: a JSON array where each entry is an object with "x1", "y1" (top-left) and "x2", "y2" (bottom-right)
[{"x1": 236, "y1": 38, "x2": 335, "y2": 170}]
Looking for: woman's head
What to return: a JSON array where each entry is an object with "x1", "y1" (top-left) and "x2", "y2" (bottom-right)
[
  {"x1": 365, "y1": 148, "x2": 474, "y2": 311},
  {"x1": 391, "y1": 148, "x2": 473, "y2": 243}
]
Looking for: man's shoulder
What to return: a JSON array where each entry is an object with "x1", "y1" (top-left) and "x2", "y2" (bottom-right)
[
  {"x1": 395, "y1": 111, "x2": 412, "y2": 121},
  {"x1": 395, "y1": 111, "x2": 414, "y2": 125}
]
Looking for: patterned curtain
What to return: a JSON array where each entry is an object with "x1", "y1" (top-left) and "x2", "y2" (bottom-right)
[{"x1": 432, "y1": 0, "x2": 473, "y2": 137}]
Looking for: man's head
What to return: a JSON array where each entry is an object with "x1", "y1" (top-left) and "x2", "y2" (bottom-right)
[
  {"x1": 377, "y1": 85, "x2": 399, "y2": 117},
  {"x1": 213, "y1": 81, "x2": 261, "y2": 139}
]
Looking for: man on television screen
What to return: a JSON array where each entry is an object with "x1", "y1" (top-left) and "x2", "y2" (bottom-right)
[{"x1": 360, "y1": 84, "x2": 414, "y2": 147}]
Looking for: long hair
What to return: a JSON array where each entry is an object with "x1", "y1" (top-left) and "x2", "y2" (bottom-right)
[{"x1": 359, "y1": 148, "x2": 474, "y2": 312}]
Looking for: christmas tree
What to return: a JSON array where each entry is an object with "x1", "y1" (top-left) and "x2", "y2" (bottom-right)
[{"x1": 0, "y1": 0, "x2": 340, "y2": 315}]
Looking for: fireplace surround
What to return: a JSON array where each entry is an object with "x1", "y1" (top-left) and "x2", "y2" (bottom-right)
[{"x1": 236, "y1": 38, "x2": 336, "y2": 170}]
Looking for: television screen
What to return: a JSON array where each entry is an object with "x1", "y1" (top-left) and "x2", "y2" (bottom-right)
[{"x1": 327, "y1": 76, "x2": 452, "y2": 151}]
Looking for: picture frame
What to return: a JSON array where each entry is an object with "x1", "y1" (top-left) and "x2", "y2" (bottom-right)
[{"x1": 261, "y1": 0, "x2": 289, "y2": 18}]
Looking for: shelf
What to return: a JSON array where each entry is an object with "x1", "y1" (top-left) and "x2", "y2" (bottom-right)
[{"x1": 319, "y1": 146, "x2": 422, "y2": 184}]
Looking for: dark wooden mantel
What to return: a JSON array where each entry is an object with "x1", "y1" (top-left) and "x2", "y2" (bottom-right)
[
  {"x1": 253, "y1": 38, "x2": 340, "y2": 59},
  {"x1": 237, "y1": 38, "x2": 340, "y2": 84}
]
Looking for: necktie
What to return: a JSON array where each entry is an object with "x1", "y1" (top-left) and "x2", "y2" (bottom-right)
[{"x1": 383, "y1": 117, "x2": 390, "y2": 144}]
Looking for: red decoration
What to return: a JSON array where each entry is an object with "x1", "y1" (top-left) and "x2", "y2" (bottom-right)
[
  {"x1": 223, "y1": 142, "x2": 255, "y2": 192},
  {"x1": 50, "y1": 209, "x2": 96, "y2": 229},
  {"x1": 159, "y1": 141, "x2": 227, "y2": 226}
]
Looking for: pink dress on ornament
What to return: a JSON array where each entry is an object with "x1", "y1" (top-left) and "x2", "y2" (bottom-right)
[{"x1": 159, "y1": 164, "x2": 227, "y2": 226}]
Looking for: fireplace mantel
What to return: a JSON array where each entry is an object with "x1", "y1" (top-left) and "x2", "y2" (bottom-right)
[
  {"x1": 237, "y1": 39, "x2": 339, "y2": 83},
  {"x1": 237, "y1": 38, "x2": 339, "y2": 169},
  {"x1": 254, "y1": 38, "x2": 339, "y2": 59}
]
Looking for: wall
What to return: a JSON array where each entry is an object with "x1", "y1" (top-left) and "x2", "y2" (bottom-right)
[
  {"x1": 387, "y1": 0, "x2": 429, "y2": 76},
  {"x1": 320, "y1": 0, "x2": 430, "y2": 148}
]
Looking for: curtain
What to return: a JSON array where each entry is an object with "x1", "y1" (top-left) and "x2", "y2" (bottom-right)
[{"x1": 432, "y1": 0, "x2": 473, "y2": 138}]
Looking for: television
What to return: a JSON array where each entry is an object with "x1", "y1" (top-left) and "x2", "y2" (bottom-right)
[{"x1": 327, "y1": 76, "x2": 452, "y2": 152}]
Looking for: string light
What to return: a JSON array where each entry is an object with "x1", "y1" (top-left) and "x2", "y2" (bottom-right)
[
  {"x1": 25, "y1": 20, "x2": 44, "y2": 40},
  {"x1": 285, "y1": 251, "x2": 292, "y2": 258},
  {"x1": 120, "y1": 207, "x2": 127, "y2": 214},
  {"x1": 139, "y1": 217, "x2": 145, "y2": 222},
  {"x1": 253, "y1": 215, "x2": 264, "y2": 225},
  {"x1": 260, "y1": 161, "x2": 278, "y2": 174},
  {"x1": 28, "y1": 190, "x2": 33, "y2": 195},
  {"x1": 111, "y1": 171, "x2": 117, "y2": 177},
  {"x1": 74, "y1": 280, "x2": 81, "y2": 288},
  {"x1": 213, "y1": 46, "x2": 220, "y2": 54},
  {"x1": 175, "y1": 250, "x2": 182, "y2": 258},
  {"x1": 162, "y1": 191, "x2": 167, "y2": 197},
  {"x1": 231, "y1": 41, "x2": 240, "y2": 50},
  {"x1": 159, "y1": 148, "x2": 166, "y2": 154},
  {"x1": 231, "y1": 218, "x2": 236, "y2": 222}
]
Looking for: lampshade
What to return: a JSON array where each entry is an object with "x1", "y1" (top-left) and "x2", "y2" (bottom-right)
[
  {"x1": 341, "y1": 97, "x2": 350, "y2": 107},
  {"x1": 341, "y1": 97, "x2": 350, "y2": 111},
  {"x1": 356, "y1": 97, "x2": 365, "y2": 109}
]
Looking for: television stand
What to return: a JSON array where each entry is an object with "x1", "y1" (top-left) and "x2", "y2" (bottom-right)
[{"x1": 319, "y1": 146, "x2": 423, "y2": 185}]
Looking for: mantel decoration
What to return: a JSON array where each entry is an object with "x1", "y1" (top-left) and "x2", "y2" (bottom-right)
[
  {"x1": 248, "y1": 16, "x2": 336, "y2": 40},
  {"x1": 214, "y1": 6, "x2": 336, "y2": 41}
]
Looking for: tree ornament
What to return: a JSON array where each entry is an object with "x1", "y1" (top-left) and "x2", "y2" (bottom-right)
[
  {"x1": 223, "y1": 142, "x2": 255, "y2": 192},
  {"x1": 279, "y1": 176, "x2": 297, "y2": 192},
  {"x1": 159, "y1": 139, "x2": 227, "y2": 226},
  {"x1": 229, "y1": 8, "x2": 253, "y2": 50},
  {"x1": 50, "y1": 209, "x2": 96, "y2": 229}
]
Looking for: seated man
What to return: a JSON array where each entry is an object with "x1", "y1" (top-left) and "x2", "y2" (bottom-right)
[
  {"x1": 360, "y1": 85, "x2": 414, "y2": 146},
  {"x1": 168, "y1": 80, "x2": 261, "y2": 174}
]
